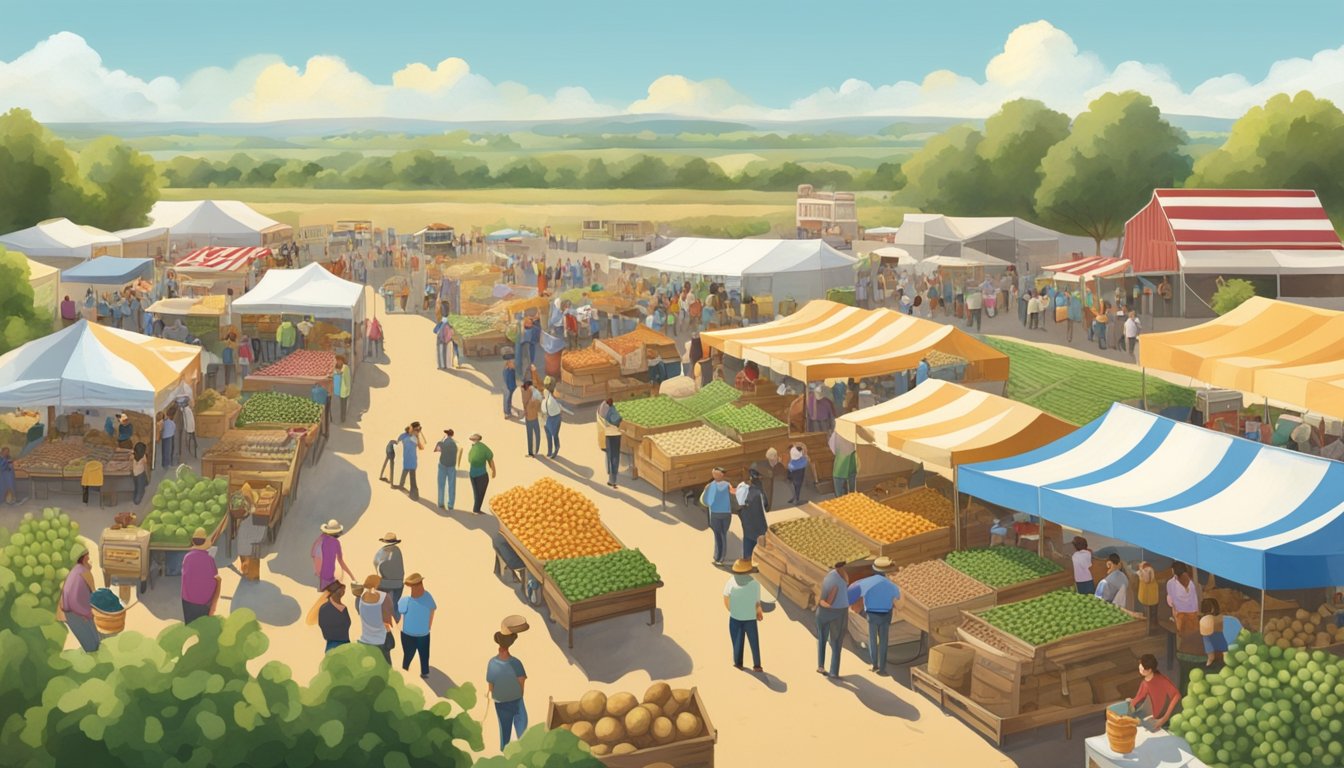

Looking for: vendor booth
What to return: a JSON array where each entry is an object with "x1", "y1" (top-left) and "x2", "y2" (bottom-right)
[
  {"x1": 172, "y1": 246, "x2": 270, "y2": 295},
  {"x1": 230, "y1": 263, "x2": 366, "y2": 366},
  {"x1": 114, "y1": 226, "x2": 170, "y2": 261},
  {"x1": 0, "y1": 218, "x2": 122, "y2": 270},
  {"x1": 24, "y1": 257, "x2": 60, "y2": 329},
  {"x1": 701, "y1": 300, "x2": 1010, "y2": 390},
  {"x1": 149, "y1": 200, "x2": 293, "y2": 249},
  {"x1": 619, "y1": 237, "x2": 858, "y2": 305},
  {"x1": 60, "y1": 258, "x2": 155, "y2": 320},
  {"x1": 145, "y1": 296, "x2": 236, "y2": 387}
]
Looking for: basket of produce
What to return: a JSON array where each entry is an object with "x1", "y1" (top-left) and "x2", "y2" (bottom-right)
[
  {"x1": 90, "y1": 588, "x2": 127, "y2": 634},
  {"x1": 141, "y1": 470, "x2": 230, "y2": 549},
  {"x1": 944, "y1": 547, "x2": 1069, "y2": 603},
  {"x1": 812, "y1": 493, "x2": 950, "y2": 563},
  {"x1": 641, "y1": 425, "x2": 743, "y2": 471},
  {"x1": 549, "y1": 683, "x2": 715, "y2": 765},
  {"x1": 235, "y1": 392, "x2": 323, "y2": 428},
  {"x1": 614, "y1": 396, "x2": 699, "y2": 441},
  {"x1": 673, "y1": 380, "x2": 741, "y2": 417}
]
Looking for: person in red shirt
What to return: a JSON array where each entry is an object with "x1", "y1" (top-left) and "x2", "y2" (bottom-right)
[
  {"x1": 563, "y1": 309, "x2": 579, "y2": 350},
  {"x1": 1128, "y1": 654, "x2": 1181, "y2": 728}
]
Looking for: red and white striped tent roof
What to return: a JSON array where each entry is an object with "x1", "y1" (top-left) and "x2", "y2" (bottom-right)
[
  {"x1": 1042, "y1": 256, "x2": 1131, "y2": 282},
  {"x1": 1123, "y1": 189, "x2": 1343, "y2": 274},
  {"x1": 176, "y1": 246, "x2": 271, "y2": 272}
]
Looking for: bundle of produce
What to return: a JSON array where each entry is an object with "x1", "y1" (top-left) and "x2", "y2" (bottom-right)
[
  {"x1": 196, "y1": 388, "x2": 221, "y2": 412},
  {"x1": 944, "y1": 547, "x2": 1063, "y2": 588},
  {"x1": 1170, "y1": 638, "x2": 1344, "y2": 768},
  {"x1": 768, "y1": 517, "x2": 871, "y2": 568},
  {"x1": 250, "y1": 350, "x2": 336, "y2": 378},
  {"x1": 646, "y1": 426, "x2": 739, "y2": 458},
  {"x1": 90, "y1": 588, "x2": 125, "y2": 613},
  {"x1": 0, "y1": 508, "x2": 81, "y2": 613},
  {"x1": 615, "y1": 396, "x2": 695, "y2": 428},
  {"x1": 603, "y1": 326, "x2": 671, "y2": 356},
  {"x1": 444, "y1": 314, "x2": 503, "y2": 339},
  {"x1": 142, "y1": 470, "x2": 229, "y2": 547},
  {"x1": 925, "y1": 350, "x2": 965, "y2": 368},
  {"x1": 555, "y1": 683, "x2": 706, "y2": 757},
  {"x1": 885, "y1": 486, "x2": 955, "y2": 528},
  {"x1": 893, "y1": 559, "x2": 993, "y2": 607},
  {"x1": 818, "y1": 493, "x2": 943, "y2": 543},
  {"x1": 979, "y1": 589, "x2": 1133, "y2": 645},
  {"x1": 561, "y1": 348, "x2": 614, "y2": 372},
  {"x1": 1260, "y1": 605, "x2": 1344, "y2": 651},
  {"x1": 491, "y1": 478, "x2": 621, "y2": 561},
  {"x1": 677, "y1": 381, "x2": 742, "y2": 416},
  {"x1": 1202, "y1": 586, "x2": 1297, "y2": 632},
  {"x1": 235, "y1": 392, "x2": 322, "y2": 426},
  {"x1": 545, "y1": 549, "x2": 660, "y2": 602}
]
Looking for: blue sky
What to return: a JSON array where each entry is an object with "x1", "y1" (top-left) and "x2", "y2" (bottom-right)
[{"x1": 2, "y1": 0, "x2": 1342, "y2": 121}]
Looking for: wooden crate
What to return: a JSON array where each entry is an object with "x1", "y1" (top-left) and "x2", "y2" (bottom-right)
[
  {"x1": 546, "y1": 687, "x2": 716, "y2": 768},
  {"x1": 148, "y1": 511, "x2": 229, "y2": 554},
  {"x1": 639, "y1": 431, "x2": 744, "y2": 472},
  {"x1": 619, "y1": 417, "x2": 702, "y2": 445},
  {"x1": 895, "y1": 561, "x2": 996, "y2": 644},
  {"x1": 756, "y1": 529, "x2": 871, "y2": 610},
  {"x1": 912, "y1": 665, "x2": 1109, "y2": 747},
  {"x1": 705, "y1": 418, "x2": 788, "y2": 448},
  {"x1": 462, "y1": 331, "x2": 509, "y2": 357},
  {"x1": 993, "y1": 569, "x2": 1075, "y2": 606},
  {"x1": 196, "y1": 400, "x2": 241, "y2": 438},
  {"x1": 959, "y1": 608, "x2": 1148, "y2": 665},
  {"x1": 633, "y1": 453, "x2": 750, "y2": 494},
  {"x1": 607, "y1": 377, "x2": 656, "y2": 403},
  {"x1": 560, "y1": 363, "x2": 621, "y2": 387},
  {"x1": 736, "y1": 391, "x2": 796, "y2": 423},
  {"x1": 801, "y1": 502, "x2": 952, "y2": 565}
]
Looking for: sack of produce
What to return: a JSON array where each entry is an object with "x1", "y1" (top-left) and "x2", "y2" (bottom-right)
[{"x1": 928, "y1": 642, "x2": 975, "y2": 690}]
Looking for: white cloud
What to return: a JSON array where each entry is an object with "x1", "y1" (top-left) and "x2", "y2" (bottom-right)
[{"x1": 0, "y1": 26, "x2": 1342, "y2": 123}]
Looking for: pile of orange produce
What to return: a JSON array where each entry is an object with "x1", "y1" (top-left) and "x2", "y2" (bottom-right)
[
  {"x1": 562, "y1": 348, "x2": 615, "y2": 371},
  {"x1": 818, "y1": 493, "x2": 944, "y2": 543},
  {"x1": 491, "y1": 477, "x2": 622, "y2": 560},
  {"x1": 886, "y1": 486, "x2": 954, "y2": 527},
  {"x1": 604, "y1": 326, "x2": 671, "y2": 355}
]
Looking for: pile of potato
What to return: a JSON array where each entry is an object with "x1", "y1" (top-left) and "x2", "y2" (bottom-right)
[
  {"x1": 1262, "y1": 605, "x2": 1344, "y2": 651},
  {"x1": 894, "y1": 559, "x2": 993, "y2": 607},
  {"x1": 556, "y1": 683, "x2": 705, "y2": 757},
  {"x1": 647, "y1": 425, "x2": 740, "y2": 458},
  {"x1": 819, "y1": 493, "x2": 943, "y2": 543},
  {"x1": 769, "y1": 517, "x2": 872, "y2": 568},
  {"x1": 1202, "y1": 586, "x2": 1298, "y2": 632},
  {"x1": 886, "y1": 487, "x2": 955, "y2": 528}
]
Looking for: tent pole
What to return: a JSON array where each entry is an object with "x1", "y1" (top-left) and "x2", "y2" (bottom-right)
[
  {"x1": 1260, "y1": 588, "x2": 1266, "y2": 635},
  {"x1": 1141, "y1": 369, "x2": 1147, "y2": 411},
  {"x1": 1038, "y1": 516, "x2": 1046, "y2": 558},
  {"x1": 953, "y1": 465, "x2": 962, "y2": 551}
]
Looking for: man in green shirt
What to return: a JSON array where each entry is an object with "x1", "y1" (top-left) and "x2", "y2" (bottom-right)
[
  {"x1": 276, "y1": 317, "x2": 298, "y2": 357},
  {"x1": 467, "y1": 434, "x2": 496, "y2": 514},
  {"x1": 829, "y1": 431, "x2": 858, "y2": 497}
]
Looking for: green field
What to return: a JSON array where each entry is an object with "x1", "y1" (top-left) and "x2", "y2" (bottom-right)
[{"x1": 985, "y1": 337, "x2": 1195, "y2": 425}]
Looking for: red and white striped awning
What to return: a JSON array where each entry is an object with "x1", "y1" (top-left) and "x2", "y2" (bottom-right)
[
  {"x1": 176, "y1": 246, "x2": 271, "y2": 272},
  {"x1": 1042, "y1": 256, "x2": 1131, "y2": 281},
  {"x1": 1155, "y1": 189, "x2": 1343, "y2": 251}
]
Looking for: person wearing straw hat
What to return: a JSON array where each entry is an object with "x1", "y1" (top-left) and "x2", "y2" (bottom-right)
[
  {"x1": 398, "y1": 573, "x2": 436, "y2": 679},
  {"x1": 181, "y1": 528, "x2": 221, "y2": 625},
  {"x1": 485, "y1": 629, "x2": 528, "y2": 750},
  {"x1": 846, "y1": 557, "x2": 902, "y2": 674},
  {"x1": 723, "y1": 559, "x2": 764, "y2": 672},
  {"x1": 374, "y1": 532, "x2": 406, "y2": 619},
  {"x1": 60, "y1": 549, "x2": 100, "y2": 652},
  {"x1": 311, "y1": 520, "x2": 355, "y2": 591}
]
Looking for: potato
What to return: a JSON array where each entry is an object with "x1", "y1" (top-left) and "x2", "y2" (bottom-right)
[
  {"x1": 675, "y1": 712, "x2": 702, "y2": 738},
  {"x1": 561, "y1": 701, "x2": 583, "y2": 723},
  {"x1": 631, "y1": 733, "x2": 655, "y2": 750},
  {"x1": 651, "y1": 717, "x2": 675, "y2": 744},
  {"x1": 639, "y1": 702, "x2": 662, "y2": 720},
  {"x1": 611, "y1": 743, "x2": 638, "y2": 755},
  {"x1": 557, "y1": 723, "x2": 572, "y2": 731},
  {"x1": 1296, "y1": 608, "x2": 1313, "y2": 621},
  {"x1": 580, "y1": 690, "x2": 607, "y2": 720},
  {"x1": 643, "y1": 682, "x2": 672, "y2": 707},
  {"x1": 595, "y1": 716, "x2": 625, "y2": 744},
  {"x1": 662, "y1": 693, "x2": 686, "y2": 718},
  {"x1": 571, "y1": 721, "x2": 596, "y2": 744},
  {"x1": 590, "y1": 744, "x2": 610, "y2": 756},
  {"x1": 1315, "y1": 632, "x2": 1332, "y2": 648},
  {"x1": 606, "y1": 691, "x2": 638, "y2": 718},
  {"x1": 625, "y1": 706, "x2": 652, "y2": 737}
]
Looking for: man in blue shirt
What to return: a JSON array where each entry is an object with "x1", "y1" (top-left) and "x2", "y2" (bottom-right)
[
  {"x1": 310, "y1": 382, "x2": 329, "y2": 424},
  {"x1": 847, "y1": 557, "x2": 902, "y2": 674},
  {"x1": 397, "y1": 573, "x2": 436, "y2": 679},
  {"x1": 701, "y1": 468, "x2": 734, "y2": 565},
  {"x1": 915, "y1": 357, "x2": 931, "y2": 385},
  {"x1": 502, "y1": 359, "x2": 517, "y2": 419},
  {"x1": 396, "y1": 423, "x2": 423, "y2": 500},
  {"x1": 816, "y1": 562, "x2": 851, "y2": 678},
  {"x1": 486, "y1": 631, "x2": 528, "y2": 750}
]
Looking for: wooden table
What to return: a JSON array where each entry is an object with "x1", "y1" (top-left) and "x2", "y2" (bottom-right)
[{"x1": 1084, "y1": 728, "x2": 1206, "y2": 768}]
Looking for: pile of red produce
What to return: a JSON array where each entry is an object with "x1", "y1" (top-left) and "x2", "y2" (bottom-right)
[{"x1": 251, "y1": 350, "x2": 336, "y2": 378}]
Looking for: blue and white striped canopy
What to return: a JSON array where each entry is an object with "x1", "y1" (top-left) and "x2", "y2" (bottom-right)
[{"x1": 958, "y1": 403, "x2": 1344, "y2": 590}]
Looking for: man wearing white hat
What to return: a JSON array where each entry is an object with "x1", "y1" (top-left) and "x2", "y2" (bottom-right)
[
  {"x1": 311, "y1": 520, "x2": 354, "y2": 591},
  {"x1": 846, "y1": 557, "x2": 902, "y2": 674}
]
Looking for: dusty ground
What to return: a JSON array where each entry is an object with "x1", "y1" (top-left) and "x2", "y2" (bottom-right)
[{"x1": 11, "y1": 279, "x2": 1226, "y2": 765}]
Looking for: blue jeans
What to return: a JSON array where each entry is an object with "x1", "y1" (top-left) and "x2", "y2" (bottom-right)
[
  {"x1": 525, "y1": 419, "x2": 541, "y2": 456},
  {"x1": 544, "y1": 414, "x2": 561, "y2": 457},
  {"x1": 729, "y1": 617, "x2": 761, "y2": 668},
  {"x1": 605, "y1": 435, "x2": 621, "y2": 485},
  {"x1": 709, "y1": 514, "x2": 731, "y2": 563},
  {"x1": 518, "y1": 340, "x2": 536, "y2": 367},
  {"x1": 816, "y1": 609, "x2": 845, "y2": 676},
  {"x1": 325, "y1": 639, "x2": 348, "y2": 653},
  {"x1": 401, "y1": 631, "x2": 430, "y2": 676},
  {"x1": 65, "y1": 613, "x2": 101, "y2": 652},
  {"x1": 503, "y1": 387, "x2": 515, "y2": 417},
  {"x1": 437, "y1": 341, "x2": 449, "y2": 368},
  {"x1": 867, "y1": 611, "x2": 892, "y2": 672},
  {"x1": 437, "y1": 464, "x2": 457, "y2": 508},
  {"x1": 160, "y1": 437, "x2": 174, "y2": 468},
  {"x1": 494, "y1": 698, "x2": 528, "y2": 750},
  {"x1": 833, "y1": 475, "x2": 855, "y2": 497}
]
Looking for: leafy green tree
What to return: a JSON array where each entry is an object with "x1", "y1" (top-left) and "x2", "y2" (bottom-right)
[
  {"x1": 344, "y1": 156, "x2": 395, "y2": 188},
  {"x1": 76, "y1": 137, "x2": 160, "y2": 230},
  {"x1": 390, "y1": 150, "x2": 450, "y2": 188},
  {"x1": 1211, "y1": 278, "x2": 1257, "y2": 315},
  {"x1": 615, "y1": 156, "x2": 673, "y2": 188},
  {"x1": 673, "y1": 157, "x2": 730, "y2": 189},
  {"x1": 495, "y1": 158, "x2": 550, "y2": 188},
  {"x1": 977, "y1": 99, "x2": 1070, "y2": 220},
  {"x1": 867, "y1": 161, "x2": 906, "y2": 192},
  {"x1": 899, "y1": 125, "x2": 988, "y2": 214},
  {"x1": 0, "y1": 109, "x2": 94, "y2": 233},
  {"x1": 274, "y1": 160, "x2": 324, "y2": 187},
  {"x1": 160, "y1": 156, "x2": 221, "y2": 188},
  {"x1": 1188, "y1": 92, "x2": 1344, "y2": 227},
  {"x1": 580, "y1": 158, "x2": 612, "y2": 188},
  {"x1": 1036, "y1": 91, "x2": 1191, "y2": 254},
  {"x1": 0, "y1": 249, "x2": 54, "y2": 354}
]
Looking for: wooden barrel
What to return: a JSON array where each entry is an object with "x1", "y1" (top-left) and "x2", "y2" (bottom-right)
[
  {"x1": 92, "y1": 607, "x2": 126, "y2": 635},
  {"x1": 1105, "y1": 708, "x2": 1139, "y2": 754}
]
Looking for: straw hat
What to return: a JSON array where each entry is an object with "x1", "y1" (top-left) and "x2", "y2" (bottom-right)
[
  {"x1": 404, "y1": 573, "x2": 424, "y2": 586},
  {"x1": 871, "y1": 556, "x2": 897, "y2": 573},
  {"x1": 379, "y1": 532, "x2": 401, "y2": 544},
  {"x1": 500, "y1": 614, "x2": 530, "y2": 635},
  {"x1": 191, "y1": 527, "x2": 209, "y2": 547},
  {"x1": 730, "y1": 559, "x2": 757, "y2": 575},
  {"x1": 320, "y1": 520, "x2": 343, "y2": 535}
]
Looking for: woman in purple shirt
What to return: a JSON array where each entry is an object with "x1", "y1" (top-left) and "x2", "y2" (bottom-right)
[
  {"x1": 61, "y1": 550, "x2": 100, "y2": 651},
  {"x1": 311, "y1": 519, "x2": 354, "y2": 591}
]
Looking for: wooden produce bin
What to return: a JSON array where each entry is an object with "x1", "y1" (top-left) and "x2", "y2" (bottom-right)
[
  {"x1": 201, "y1": 429, "x2": 307, "y2": 501},
  {"x1": 958, "y1": 607, "x2": 1148, "y2": 666},
  {"x1": 704, "y1": 411, "x2": 788, "y2": 459},
  {"x1": 753, "y1": 524, "x2": 872, "y2": 611},
  {"x1": 632, "y1": 452, "x2": 751, "y2": 500},
  {"x1": 895, "y1": 560, "x2": 996, "y2": 644},
  {"x1": 462, "y1": 331, "x2": 509, "y2": 358},
  {"x1": 196, "y1": 399, "x2": 241, "y2": 439},
  {"x1": 148, "y1": 511, "x2": 230, "y2": 570},
  {"x1": 639, "y1": 430, "x2": 744, "y2": 473},
  {"x1": 495, "y1": 519, "x2": 662, "y2": 649},
  {"x1": 618, "y1": 416, "x2": 702, "y2": 455},
  {"x1": 546, "y1": 687, "x2": 716, "y2": 768},
  {"x1": 991, "y1": 569, "x2": 1074, "y2": 605},
  {"x1": 607, "y1": 377, "x2": 657, "y2": 403},
  {"x1": 801, "y1": 501, "x2": 953, "y2": 566}
]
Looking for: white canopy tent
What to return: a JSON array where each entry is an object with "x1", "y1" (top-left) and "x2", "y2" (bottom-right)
[
  {"x1": 872, "y1": 246, "x2": 918, "y2": 266},
  {"x1": 619, "y1": 237, "x2": 858, "y2": 302},
  {"x1": 894, "y1": 214, "x2": 1115, "y2": 263},
  {"x1": 114, "y1": 225, "x2": 171, "y2": 260},
  {"x1": 149, "y1": 200, "x2": 293, "y2": 248},
  {"x1": 0, "y1": 218, "x2": 123, "y2": 270},
  {"x1": 230, "y1": 263, "x2": 365, "y2": 321}
]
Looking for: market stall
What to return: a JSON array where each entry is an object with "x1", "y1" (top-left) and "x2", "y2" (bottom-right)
[
  {"x1": 0, "y1": 217, "x2": 122, "y2": 270},
  {"x1": 172, "y1": 246, "x2": 270, "y2": 295},
  {"x1": 617, "y1": 237, "x2": 858, "y2": 305},
  {"x1": 701, "y1": 300, "x2": 1010, "y2": 391},
  {"x1": 148, "y1": 200, "x2": 292, "y2": 249},
  {"x1": 145, "y1": 296, "x2": 235, "y2": 384},
  {"x1": 200, "y1": 428, "x2": 308, "y2": 538},
  {"x1": 834, "y1": 380, "x2": 1076, "y2": 546},
  {"x1": 230, "y1": 263, "x2": 366, "y2": 367},
  {"x1": 114, "y1": 225, "x2": 170, "y2": 261},
  {"x1": 60, "y1": 258, "x2": 155, "y2": 315}
]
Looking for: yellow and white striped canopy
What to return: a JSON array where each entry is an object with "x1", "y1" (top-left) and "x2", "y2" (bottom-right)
[
  {"x1": 835, "y1": 379, "x2": 1075, "y2": 469},
  {"x1": 0, "y1": 320, "x2": 201, "y2": 413},
  {"x1": 701, "y1": 300, "x2": 1009, "y2": 383}
]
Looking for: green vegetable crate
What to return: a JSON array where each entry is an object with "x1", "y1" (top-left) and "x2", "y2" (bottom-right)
[
  {"x1": 701, "y1": 403, "x2": 789, "y2": 449},
  {"x1": 958, "y1": 599, "x2": 1146, "y2": 664}
]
